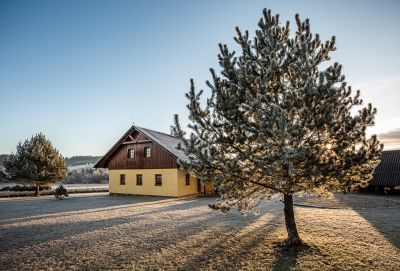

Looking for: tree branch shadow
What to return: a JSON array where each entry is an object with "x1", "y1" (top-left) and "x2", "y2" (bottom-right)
[{"x1": 271, "y1": 242, "x2": 321, "y2": 271}]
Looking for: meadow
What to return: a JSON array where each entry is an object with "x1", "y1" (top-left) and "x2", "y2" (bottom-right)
[{"x1": 0, "y1": 193, "x2": 398, "y2": 270}]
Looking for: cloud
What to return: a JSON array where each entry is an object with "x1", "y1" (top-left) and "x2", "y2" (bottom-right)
[{"x1": 378, "y1": 128, "x2": 400, "y2": 150}]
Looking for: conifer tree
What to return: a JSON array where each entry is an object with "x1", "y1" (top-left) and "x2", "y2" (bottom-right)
[
  {"x1": 4, "y1": 133, "x2": 67, "y2": 196},
  {"x1": 172, "y1": 9, "x2": 382, "y2": 246}
]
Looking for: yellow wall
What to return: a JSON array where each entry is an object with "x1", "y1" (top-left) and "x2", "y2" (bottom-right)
[
  {"x1": 109, "y1": 169, "x2": 179, "y2": 197},
  {"x1": 109, "y1": 169, "x2": 214, "y2": 197},
  {"x1": 177, "y1": 169, "x2": 199, "y2": 196},
  {"x1": 204, "y1": 181, "x2": 213, "y2": 194}
]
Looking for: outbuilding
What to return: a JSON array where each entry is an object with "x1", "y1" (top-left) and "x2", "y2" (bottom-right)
[{"x1": 368, "y1": 150, "x2": 400, "y2": 193}]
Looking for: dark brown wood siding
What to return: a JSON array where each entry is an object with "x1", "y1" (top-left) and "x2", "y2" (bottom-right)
[{"x1": 106, "y1": 137, "x2": 178, "y2": 170}]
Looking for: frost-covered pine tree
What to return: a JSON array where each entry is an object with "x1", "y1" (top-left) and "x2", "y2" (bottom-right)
[
  {"x1": 4, "y1": 133, "x2": 67, "y2": 196},
  {"x1": 172, "y1": 9, "x2": 382, "y2": 246}
]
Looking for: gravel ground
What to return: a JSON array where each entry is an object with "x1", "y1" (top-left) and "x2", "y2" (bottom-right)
[{"x1": 0, "y1": 193, "x2": 399, "y2": 271}]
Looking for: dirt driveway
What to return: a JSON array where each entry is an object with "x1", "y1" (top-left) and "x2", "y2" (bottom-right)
[{"x1": 0, "y1": 193, "x2": 399, "y2": 270}]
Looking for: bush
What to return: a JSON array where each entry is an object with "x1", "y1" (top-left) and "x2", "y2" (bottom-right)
[
  {"x1": 0, "y1": 184, "x2": 52, "y2": 192},
  {"x1": 54, "y1": 184, "x2": 69, "y2": 200}
]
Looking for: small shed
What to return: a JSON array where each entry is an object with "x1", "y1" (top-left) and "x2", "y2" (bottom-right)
[{"x1": 368, "y1": 150, "x2": 400, "y2": 192}]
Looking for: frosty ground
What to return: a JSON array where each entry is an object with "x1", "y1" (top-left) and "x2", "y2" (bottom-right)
[{"x1": 0, "y1": 193, "x2": 398, "y2": 270}]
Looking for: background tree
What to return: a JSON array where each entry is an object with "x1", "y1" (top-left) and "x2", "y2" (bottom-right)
[
  {"x1": 4, "y1": 133, "x2": 67, "y2": 196},
  {"x1": 172, "y1": 9, "x2": 382, "y2": 246},
  {"x1": 0, "y1": 167, "x2": 7, "y2": 180}
]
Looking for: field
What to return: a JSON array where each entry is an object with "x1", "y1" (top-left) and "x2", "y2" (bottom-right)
[{"x1": 0, "y1": 193, "x2": 399, "y2": 270}]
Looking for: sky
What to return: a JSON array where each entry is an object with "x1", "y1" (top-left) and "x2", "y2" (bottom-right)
[{"x1": 1, "y1": 0, "x2": 400, "y2": 157}]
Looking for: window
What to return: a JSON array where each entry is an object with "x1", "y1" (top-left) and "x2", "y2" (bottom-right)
[
  {"x1": 120, "y1": 174, "x2": 125, "y2": 185},
  {"x1": 144, "y1": 147, "x2": 151, "y2": 158},
  {"x1": 155, "y1": 174, "x2": 162, "y2": 186},
  {"x1": 136, "y1": 174, "x2": 143, "y2": 186},
  {"x1": 127, "y1": 149, "x2": 135, "y2": 159},
  {"x1": 185, "y1": 174, "x2": 190, "y2": 185}
]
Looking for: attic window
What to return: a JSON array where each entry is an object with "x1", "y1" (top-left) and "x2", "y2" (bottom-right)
[
  {"x1": 144, "y1": 147, "x2": 151, "y2": 158},
  {"x1": 127, "y1": 149, "x2": 135, "y2": 159}
]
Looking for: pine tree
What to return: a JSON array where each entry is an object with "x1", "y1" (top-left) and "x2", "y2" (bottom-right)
[
  {"x1": 172, "y1": 9, "x2": 382, "y2": 246},
  {"x1": 4, "y1": 133, "x2": 67, "y2": 196}
]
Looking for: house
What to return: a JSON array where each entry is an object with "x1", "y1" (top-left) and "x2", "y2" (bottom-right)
[
  {"x1": 368, "y1": 150, "x2": 400, "y2": 192},
  {"x1": 94, "y1": 125, "x2": 213, "y2": 197}
]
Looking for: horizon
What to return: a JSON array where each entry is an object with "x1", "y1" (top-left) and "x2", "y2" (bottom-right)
[{"x1": 1, "y1": 0, "x2": 400, "y2": 156}]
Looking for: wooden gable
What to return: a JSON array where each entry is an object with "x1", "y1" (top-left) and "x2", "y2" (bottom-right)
[{"x1": 100, "y1": 129, "x2": 178, "y2": 170}]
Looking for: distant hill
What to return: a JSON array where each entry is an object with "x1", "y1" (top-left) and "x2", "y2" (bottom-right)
[
  {"x1": 64, "y1": 156, "x2": 102, "y2": 167},
  {"x1": 0, "y1": 154, "x2": 102, "y2": 167}
]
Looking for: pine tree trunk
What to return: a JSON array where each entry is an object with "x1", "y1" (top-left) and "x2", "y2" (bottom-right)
[
  {"x1": 283, "y1": 194, "x2": 302, "y2": 246},
  {"x1": 34, "y1": 183, "x2": 39, "y2": 197}
]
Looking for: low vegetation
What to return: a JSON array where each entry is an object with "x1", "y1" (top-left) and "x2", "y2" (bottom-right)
[
  {"x1": 0, "y1": 184, "x2": 52, "y2": 192},
  {"x1": 0, "y1": 186, "x2": 108, "y2": 198},
  {"x1": 54, "y1": 184, "x2": 69, "y2": 200}
]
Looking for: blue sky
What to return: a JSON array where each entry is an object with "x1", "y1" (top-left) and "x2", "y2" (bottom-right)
[{"x1": 1, "y1": 0, "x2": 400, "y2": 156}]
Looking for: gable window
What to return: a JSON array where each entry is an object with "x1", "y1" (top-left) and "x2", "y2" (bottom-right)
[
  {"x1": 120, "y1": 174, "x2": 125, "y2": 185},
  {"x1": 127, "y1": 149, "x2": 135, "y2": 159},
  {"x1": 144, "y1": 147, "x2": 151, "y2": 158},
  {"x1": 185, "y1": 174, "x2": 190, "y2": 186},
  {"x1": 136, "y1": 174, "x2": 143, "y2": 186},
  {"x1": 155, "y1": 174, "x2": 162, "y2": 186}
]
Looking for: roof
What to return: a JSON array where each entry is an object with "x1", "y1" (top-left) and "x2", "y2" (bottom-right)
[
  {"x1": 369, "y1": 150, "x2": 400, "y2": 186},
  {"x1": 94, "y1": 125, "x2": 187, "y2": 168},
  {"x1": 135, "y1": 126, "x2": 187, "y2": 161}
]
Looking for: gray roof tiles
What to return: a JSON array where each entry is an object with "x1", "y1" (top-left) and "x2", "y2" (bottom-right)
[
  {"x1": 94, "y1": 125, "x2": 187, "y2": 168},
  {"x1": 135, "y1": 126, "x2": 188, "y2": 161}
]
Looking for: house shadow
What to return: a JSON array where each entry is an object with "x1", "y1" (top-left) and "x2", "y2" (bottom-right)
[
  {"x1": 0, "y1": 198, "x2": 210, "y2": 253},
  {"x1": 335, "y1": 193, "x2": 400, "y2": 250},
  {"x1": 0, "y1": 194, "x2": 184, "y2": 221}
]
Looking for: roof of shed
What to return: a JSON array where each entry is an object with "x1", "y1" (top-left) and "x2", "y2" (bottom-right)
[{"x1": 369, "y1": 150, "x2": 400, "y2": 186}]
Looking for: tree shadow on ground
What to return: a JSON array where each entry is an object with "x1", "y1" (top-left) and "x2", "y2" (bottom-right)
[
  {"x1": 270, "y1": 243, "x2": 321, "y2": 271},
  {"x1": 1, "y1": 195, "x2": 318, "y2": 270},
  {"x1": 171, "y1": 213, "x2": 324, "y2": 271},
  {"x1": 0, "y1": 199, "x2": 208, "y2": 252},
  {"x1": 156, "y1": 213, "x2": 285, "y2": 270},
  {"x1": 335, "y1": 194, "x2": 400, "y2": 250},
  {"x1": 0, "y1": 194, "x2": 193, "y2": 221},
  {"x1": 0, "y1": 196, "x2": 208, "y2": 225},
  {"x1": 0, "y1": 197, "x2": 282, "y2": 270}
]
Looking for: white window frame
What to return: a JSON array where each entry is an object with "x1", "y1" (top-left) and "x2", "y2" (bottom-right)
[
  {"x1": 155, "y1": 174, "x2": 162, "y2": 186},
  {"x1": 145, "y1": 147, "x2": 151, "y2": 158},
  {"x1": 128, "y1": 148, "x2": 135, "y2": 159}
]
